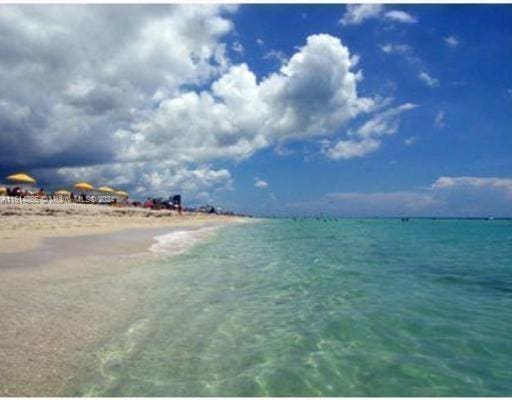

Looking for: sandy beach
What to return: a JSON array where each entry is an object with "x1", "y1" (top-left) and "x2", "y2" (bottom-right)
[
  {"x1": 0, "y1": 203, "x2": 249, "y2": 396},
  {"x1": 0, "y1": 202, "x2": 247, "y2": 254}
]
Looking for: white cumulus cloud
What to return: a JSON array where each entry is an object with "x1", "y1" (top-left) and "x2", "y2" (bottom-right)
[
  {"x1": 322, "y1": 102, "x2": 417, "y2": 160},
  {"x1": 51, "y1": 162, "x2": 233, "y2": 201},
  {"x1": 340, "y1": 4, "x2": 383, "y2": 25},
  {"x1": 434, "y1": 110, "x2": 446, "y2": 129},
  {"x1": 119, "y1": 34, "x2": 373, "y2": 166},
  {"x1": 384, "y1": 10, "x2": 417, "y2": 24},
  {"x1": 0, "y1": 6, "x2": 375, "y2": 198},
  {"x1": 419, "y1": 71, "x2": 439, "y2": 87},
  {"x1": 254, "y1": 178, "x2": 269, "y2": 189},
  {"x1": 232, "y1": 41, "x2": 245, "y2": 54},
  {"x1": 323, "y1": 138, "x2": 380, "y2": 160},
  {"x1": 380, "y1": 43, "x2": 411, "y2": 54},
  {"x1": 0, "y1": 4, "x2": 236, "y2": 169},
  {"x1": 444, "y1": 35, "x2": 459, "y2": 48},
  {"x1": 340, "y1": 5, "x2": 417, "y2": 26},
  {"x1": 356, "y1": 103, "x2": 417, "y2": 138}
]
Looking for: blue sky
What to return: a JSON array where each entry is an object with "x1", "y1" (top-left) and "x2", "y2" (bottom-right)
[
  {"x1": 219, "y1": 4, "x2": 512, "y2": 216},
  {"x1": 0, "y1": 4, "x2": 511, "y2": 216}
]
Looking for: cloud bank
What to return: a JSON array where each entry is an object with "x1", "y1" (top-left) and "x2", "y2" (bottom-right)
[
  {"x1": 0, "y1": 5, "x2": 379, "y2": 199},
  {"x1": 287, "y1": 176, "x2": 512, "y2": 217}
]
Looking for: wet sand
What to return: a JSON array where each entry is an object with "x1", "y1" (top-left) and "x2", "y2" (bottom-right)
[{"x1": 0, "y1": 209, "x2": 248, "y2": 396}]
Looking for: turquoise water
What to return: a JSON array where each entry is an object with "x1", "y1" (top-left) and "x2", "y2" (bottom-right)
[{"x1": 78, "y1": 219, "x2": 512, "y2": 396}]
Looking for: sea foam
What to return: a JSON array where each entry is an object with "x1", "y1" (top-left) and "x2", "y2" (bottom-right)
[{"x1": 149, "y1": 226, "x2": 220, "y2": 255}]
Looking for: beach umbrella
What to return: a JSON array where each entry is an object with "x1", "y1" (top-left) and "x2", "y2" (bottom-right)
[
  {"x1": 0, "y1": 186, "x2": 6, "y2": 194},
  {"x1": 74, "y1": 182, "x2": 94, "y2": 191},
  {"x1": 115, "y1": 190, "x2": 129, "y2": 197},
  {"x1": 7, "y1": 173, "x2": 36, "y2": 184},
  {"x1": 54, "y1": 190, "x2": 71, "y2": 196},
  {"x1": 97, "y1": 186, "x2": 115, "y2": 193}
]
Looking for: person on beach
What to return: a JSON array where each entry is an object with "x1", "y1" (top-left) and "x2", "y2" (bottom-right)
[{"x1": 144, "y1": 198, "x2": 153, "y2": 209}]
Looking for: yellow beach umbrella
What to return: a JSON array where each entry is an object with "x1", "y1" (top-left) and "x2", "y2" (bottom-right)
[
  {"x1": 98, "y1": 186, "x2": 115, "y2": 193},
  {"x1": 54, "y1": 190, "x2": 71, "y2": 196},
  {"x1": 74, "y1": 182, "x2": 94, "y2": 191},
  {"x1": 7, "y1": 173, "x2": 36, "y2": 184},
  {"x1": 115, "y1": 190, "x2": 129, "y2": 197}
]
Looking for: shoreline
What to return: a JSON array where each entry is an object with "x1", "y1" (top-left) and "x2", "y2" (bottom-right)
[
  {"x1": 0, "y1": 203, "x2": 250, "y2": 254},
  {"x1": 0, "y1": 208, "x2": 250, "y2": 396}
]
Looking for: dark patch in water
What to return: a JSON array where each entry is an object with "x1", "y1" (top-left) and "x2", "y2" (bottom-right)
[{"x1": 434, "y1": 275, "x2": 512, "y2": 295}]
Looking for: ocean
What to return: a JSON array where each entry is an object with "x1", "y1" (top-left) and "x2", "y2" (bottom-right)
[{"x1": 76, "y1": 218, "x2": 512, "y2": 396}]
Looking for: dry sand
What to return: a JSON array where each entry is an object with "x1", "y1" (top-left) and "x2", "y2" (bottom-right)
[
  {"x1": 0, "y1": 202, "x2": 247, "y2": 253},
  {"x1": 0, "y1": 203, "x2": 250, "y2": 396}
]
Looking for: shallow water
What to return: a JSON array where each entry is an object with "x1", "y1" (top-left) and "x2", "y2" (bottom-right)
[{"x1": 75, "y1": 219, "x2": 512, "y2": 396}]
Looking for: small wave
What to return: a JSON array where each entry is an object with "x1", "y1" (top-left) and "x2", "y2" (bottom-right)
[
  {"x1": 79, "y1": 317, "x2": 152, "y2": 396},
  {"x1": 149, "y1": 226, "x2": 220, "y2": 255}
]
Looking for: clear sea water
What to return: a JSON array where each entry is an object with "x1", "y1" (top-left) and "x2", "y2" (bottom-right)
[{"x1": 77, "y1": 219, "x2": 512, "y2": 396}]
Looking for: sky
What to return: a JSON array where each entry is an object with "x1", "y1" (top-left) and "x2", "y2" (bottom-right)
[{"x1": 0, "y1": 4, "x2": 511, "y2": 217}]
